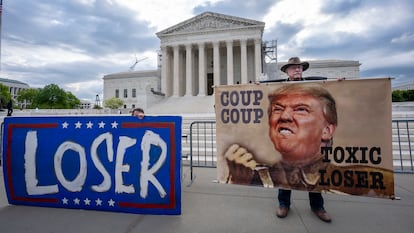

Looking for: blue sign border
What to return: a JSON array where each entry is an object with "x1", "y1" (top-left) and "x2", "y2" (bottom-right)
[{"x1": 2, "y1": 116, "x2": 182, "y2": 215}]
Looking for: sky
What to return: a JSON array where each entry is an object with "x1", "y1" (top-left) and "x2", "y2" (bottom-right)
[{"x1": 1, "y1": 0, "x2": 414, "y2": 103}]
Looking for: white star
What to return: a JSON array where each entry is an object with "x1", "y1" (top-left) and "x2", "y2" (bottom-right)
[
  {"x1": 108, "y1": 199, "x2": 115, "y2": 207},
  {"x1": 95, "y1": 198, "x2": 102, "y2": 206},
  {"x1": 75, "y1": 121, "x2": 82, "y2": 128},
  {"x1": 98, "y1": 121, "x2": 106, "y2": 128},
  {"x1": 74, "y1": 198, "x2": 80, "y2": 205},
  {"x1": 86, "y1": 121, "x2": 93, "y2": 129},
  {"x1": 111, "y1": 121, "x2": 118, "y2": 128},
  {"x1": 62, "y1": 122, "x2": 69, "y2": 129},
  {"x1": 84, "y1": 198, "x2": 91, "y2": 205},
  {"x1": 62, "y1": 197, "x2": 68, "y2": 204}
]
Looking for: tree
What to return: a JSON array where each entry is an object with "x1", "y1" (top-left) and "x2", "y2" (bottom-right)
[
  {"x1": 33, "y1": 84, "x2": 80, "y2": 109},
  {"x1": 17, "y1": 84, "x2": 81, "y2": 109},
  {"x1": 392, "y1": 89, "x2": 414, "y2": 102},
  {"x1": 17, "y1": 88, "x2": 40, "y2": 108},
  {"x1": 104, "y1": 97, "x2": 124, "y2": 109},
  {"x1": 93, "y1": 104, "x2": 103, "y2": 109},
  {"x1": 392, "y1": 90, "x2": 404, "y2": 102},
  {"x1": 39, "y1": 84, "x2": 66, "y2": 108},
  {"x1": 66, "y1": 91, "x2": 81, "y2": 109},
  {"x1": 0, "y1": 83, "x2": 12, "y2": 109}
]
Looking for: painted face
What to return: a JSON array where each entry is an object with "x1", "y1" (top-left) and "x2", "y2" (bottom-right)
[
  {"x1": 286, "y1": 65, "x2": 303, "y2": 80},
  {"x1": 268, "y1": 94, "x2": 334, "y2": 163}
]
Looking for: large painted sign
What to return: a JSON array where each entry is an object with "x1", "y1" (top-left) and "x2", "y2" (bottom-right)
[
  {"x1": 215, "y1": 78, "x2": 395, "y2": 199},
  {"x1": 2, "y1": 115, "x2": 182, "y2": 214}
]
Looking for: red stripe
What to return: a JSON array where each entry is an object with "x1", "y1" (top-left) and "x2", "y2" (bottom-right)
[{"x1": 6, "y1": 123, "x2": 59, "y2": 203}]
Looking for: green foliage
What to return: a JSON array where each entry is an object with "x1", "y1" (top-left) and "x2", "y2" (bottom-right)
[
  {"x1": 104, "y1": 97, "x2": 124, "y2": 109},
  {"x1": 93, "y1": 104, "x2": 103, "y2": 109},
  {"x1": 66, "y1": 91, "x2": 81, "y2": 109},
  {"x1": 392, "y1": 89, "x2": 414, "y2": 102},
  {"x1": 0, "y1": 83, "x2": 12, "y2": 109},
  {"x1": 17, "y1": 84, "x2": 81, "y2": 109},
  {"x1": 17, "y1": 88, "x2": 40, "y2": 108}
]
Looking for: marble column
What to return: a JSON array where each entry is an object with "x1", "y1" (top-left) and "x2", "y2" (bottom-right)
[
  {"x1": 173, "y1": 45, "x2": 180, "y2": 97},
  {"x1": 226, "y1": 40, "x2": 234, "y2": 85},
  {"x1": 160, "y1": 45, "x2": 169, "y2": 96},
  {"x1": 240, "y1": 39, "x2": 248, "y2": 84},
  {"x1": 185, "y1": 44, "x2": 193, "y2": 96},
  {"x1": 213, "y1": 41, "x2": 220, "y2": 90},
  {"x1": 254, "y1": 38, "x2": 262, "y2": 82},
  {"x1": 198, "y1": 42, "x2": 206, "y2": 96}
]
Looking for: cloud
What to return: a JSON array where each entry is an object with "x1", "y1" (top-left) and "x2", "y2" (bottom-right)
[
  {"x1": 391, "y1": 33, "x2": 414, "y2": 44},
  {"x1": 2, "y1": 0, "x2": 414, "y2": 103}
]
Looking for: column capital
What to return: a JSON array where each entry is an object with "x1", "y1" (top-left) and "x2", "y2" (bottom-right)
[{"x1": 160, "y1": 45, "x2": 169, "y2": 53}]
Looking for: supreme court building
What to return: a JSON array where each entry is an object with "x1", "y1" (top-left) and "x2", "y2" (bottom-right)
[
  {"x1": 156, "y1": 12, "x2": 265, "y2": 97},
  {"x1": 103, "y1": 12, "x2": 360, "y2": 110}
]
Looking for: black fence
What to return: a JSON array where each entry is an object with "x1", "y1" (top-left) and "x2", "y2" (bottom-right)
[
  {"x1": 186, "y1": 119, "x2": 414, "y2": 184},
  {"x1": 392, "y1": 119, "x2": 414, "y2": 173},
  {"x1": 187, "y1": 121, "x2": 216, "y2": 182}
]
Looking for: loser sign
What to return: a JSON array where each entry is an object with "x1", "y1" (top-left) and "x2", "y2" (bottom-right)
[{"x1": 2, "y1": 116, "x2": 182, "y2": 215}]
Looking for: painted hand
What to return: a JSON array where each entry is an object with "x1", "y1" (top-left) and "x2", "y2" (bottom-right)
[{"x1": 224, "y1": 144, "x2": 257, "y2": 184}]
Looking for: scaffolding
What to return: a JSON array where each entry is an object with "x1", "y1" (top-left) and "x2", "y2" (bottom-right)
[{"x1": 262, "y1": 39, "x2": 278, "y2": 80}]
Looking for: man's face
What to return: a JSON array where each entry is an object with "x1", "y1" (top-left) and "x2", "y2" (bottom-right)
[
  {"x1": 268, "y1": 94, "x2": 334, "y2": 163},
  {"x1": 286, "y1": 65, "x2": 303, "y2": 80},
  {"x1": 133, "y1": 111, "x2": 145, "y2": 119}
]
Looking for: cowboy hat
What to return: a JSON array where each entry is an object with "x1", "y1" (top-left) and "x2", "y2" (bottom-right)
[{"x1": 280, "y1": 57, "x2": 309, "y2": 73}]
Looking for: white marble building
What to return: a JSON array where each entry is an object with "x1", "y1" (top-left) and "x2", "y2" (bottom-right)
[
  {"x1": 103, "y1": 12, "x2": 362, "y2": 112},
  {"x1": 103, "y1": 70, "x2": 163, "y2": 110},
  {"x1": 156, "y1": 12, "x2": 265, "y2": 97},
  {"x1": 393, "y1": 83, "x2": 414, "y2": 91},
  {"x1": 0, "y1": 77, "x2": 30, "y2": 108},
  {"x1": 278, "y1": 59, "x2": 361, "y2": 80}
]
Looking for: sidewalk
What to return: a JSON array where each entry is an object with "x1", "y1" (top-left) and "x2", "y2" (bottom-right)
[{"x1": 1, "y1": 166, "x2": 413, "y2": 233}]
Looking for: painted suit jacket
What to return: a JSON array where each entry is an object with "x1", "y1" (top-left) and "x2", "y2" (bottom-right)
[{"x1": 247, "y1": 156, "x2": 395, "y2": 199}]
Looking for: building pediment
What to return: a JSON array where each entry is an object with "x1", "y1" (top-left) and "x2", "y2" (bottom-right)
[{"x1": 156, "y1": 11, "x2": 265, "y2": 37}]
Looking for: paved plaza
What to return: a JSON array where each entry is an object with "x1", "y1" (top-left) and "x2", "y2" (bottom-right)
[{"x1": 0, "y1": 166, "x2": 413, "y2": 233}]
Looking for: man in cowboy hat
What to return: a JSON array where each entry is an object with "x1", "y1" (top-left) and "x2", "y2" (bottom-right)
[
  {"x1": 276, "y1": 56, "x2": 331, "y2": 222},
  {"x1": 224, "y1": 57, "x2": 332, "y2": 222},
  {"x1": 280, "y1": 57, "x2": 310, "y2": 81}
]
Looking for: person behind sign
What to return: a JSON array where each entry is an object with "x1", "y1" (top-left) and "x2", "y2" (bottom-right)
[
  {"x1": 224, "y1": 58, "x2": 395, "y2": 222},
  {"x1": 268, "y1": 83, "x2": 336, "y2": 222},
  {"x1": 131, "y1": 108, "x2": 145, "y2": 119},
  {"x1": 275, "y1": 57, "x2": 331, "y2": 222},
  {"x1": 225, "y1": 57, "x2": 335, "y2": 223},
  {"x1": 225, "y1": 82, "x2": 337, "y2": 222}
]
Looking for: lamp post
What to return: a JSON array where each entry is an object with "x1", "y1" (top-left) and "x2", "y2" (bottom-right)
[{"x1": 95, "y1": 94, "x2": 101, "y2": 108}]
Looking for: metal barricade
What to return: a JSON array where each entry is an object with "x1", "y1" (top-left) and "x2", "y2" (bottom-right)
[
  {"x1": 188, "y1": 121, "x2": 216, "y2": 182},
  {"x1": 184, "y1": 119, "x2": 414, "y2": 185},
  {"x1": 392, "y1": 119, "x2": 414, "y2": 173}
]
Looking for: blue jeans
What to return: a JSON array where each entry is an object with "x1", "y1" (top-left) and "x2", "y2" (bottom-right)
[{"x1": 278, "y1": 189, "x2": 324, "y2": 211}]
